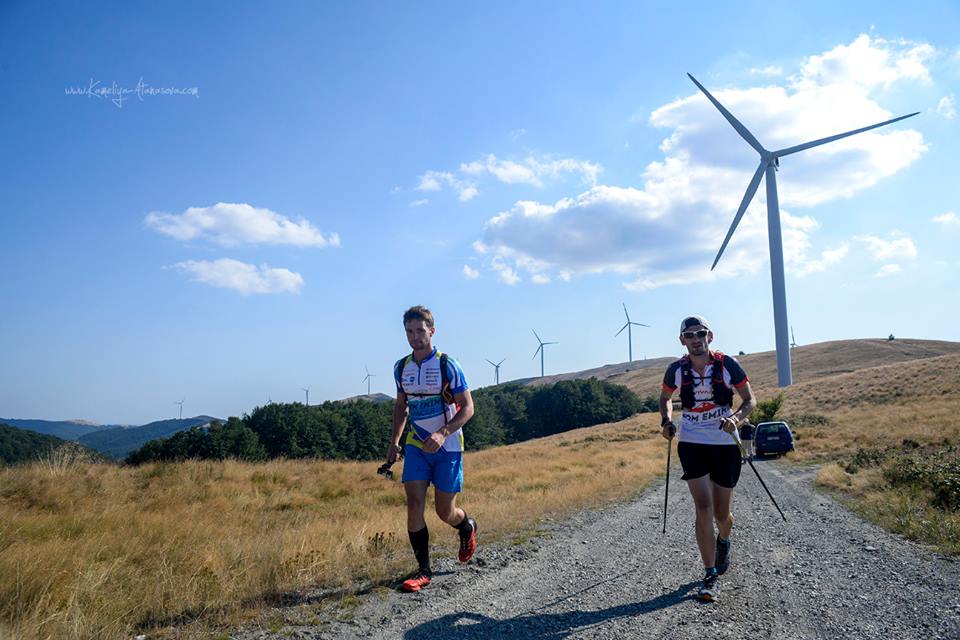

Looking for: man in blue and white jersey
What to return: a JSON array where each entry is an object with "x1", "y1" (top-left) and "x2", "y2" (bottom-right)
[
  {"x1": 384, "y1": 305, "x2": 477, "y2": 592},
  {"x1": 660, "y1": 315, "x2": 756, "y2": 603}
]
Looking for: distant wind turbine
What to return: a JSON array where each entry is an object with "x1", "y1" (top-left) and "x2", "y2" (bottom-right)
[
  {"x1": 790, "y1": 326, "x2": 797, "y2": 349},
  {"x1": 362, "y1": 366, "x2": 375, "y2": 396},
  {"x1": 175, "y1": 397, "x2": 185, "y2": 421},
  {"x1": 615, "y1": 303, "x2": 650, "y2": 363},
  {"x1": 486, "y1": 358, "x2": 506, "y2": 385},
  {"x1": 532, "y1": 329, "x2": 558, "y2": 378},
  {"x1": 301, "y1": 386, "x2": 310, "y2": 406},
  {"x1": 688, "y1": 73, "x2": 918, "y2": 387}
]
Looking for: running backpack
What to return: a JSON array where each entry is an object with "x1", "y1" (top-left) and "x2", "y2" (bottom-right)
[
  {"x1": 393, "y1": 351, "x2": 456, "y2": 405},
  {"x1": 678, "y1": 351, "x2": 734, "y2": 409}
]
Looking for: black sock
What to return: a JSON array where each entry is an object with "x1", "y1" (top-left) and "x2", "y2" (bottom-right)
[
  {"x1": 454, "y1": 513, "x2": 474, "y2": 536},
  {"x1": 408, "y1": 526, "x2": 430, "y2": 575},
  {"x1": 705, "y1": 566, "x2": 718, "y2": 577}
]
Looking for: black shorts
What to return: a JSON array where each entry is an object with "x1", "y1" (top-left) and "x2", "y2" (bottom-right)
[{"x1": 677, "y1": 442, "x2": 742, "y2": 488}]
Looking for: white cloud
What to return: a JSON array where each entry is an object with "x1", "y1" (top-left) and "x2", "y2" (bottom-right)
[
  {"x1": 795, "y1": 244, "x2": 849, "y2": 276},
  {"x1": 458, "y1": 185, "x2": 479, "y2": 202},
  {"x1": 856, "y1": 233, "x2": 918, "y2": 261},
  {"x1": 793, "y1": 34, "x2": 935, "y2": 90},
  {"x1": 416, "y1": 153, "x2": 601, "y2": 202},
  {"x1": 460, "y1": 154, "x2": 601, "y2": 187},
  {"x1": 463, "y1": 264, "x2": 479, "y2": 279},
  {"x1": 748, "y1": 65, "x2": 784, "y2": 77},
  {"x1": 938, "y1": 95, "x2": 956, "y2": 120},
  {"x1": 491, "y1": 257, "x2": 520, "y2": 285},
  {"x1": 145, "y1": 203, "x2": 339, "y2": 248},
  {"x1": 415, "y1": 170, "x2": 478, "y2": 201},
  {"x1": 509, "y1": 128, "x2": 527, "y2": 140},
  {"x1": 173, "y1": 259, "x2": 304, "y2": 295},
  {"x1": 531, "y1": 274, "x2": 551, "y2": 284},
  {"x1": 472, "y1": 34, "x2": 929, "y2": 288},
  {"x1": 933, "y1": 212, "x2": 959, "y2": 225},
  {"x1": 875, "y1": 264, "x2": 902, "y2": 277},
  {"x1": 409, "y1": 199, "x2": 430, "y2": 207}
]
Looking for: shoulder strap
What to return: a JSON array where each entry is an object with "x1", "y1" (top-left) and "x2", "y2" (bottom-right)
[
  {"x1": 438, "y1": 352, "x2": 455, "y2": 405},
  {"x1": 394, "y1": 355, "x2": 411, "y2": 390}
]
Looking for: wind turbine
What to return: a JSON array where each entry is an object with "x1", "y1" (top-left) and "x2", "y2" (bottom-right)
[
  {"x1": 615, "y1": 303, "x2": 650, "y2": 363},
  {"x1": 790, "y1": 326, "x2": 797, "y2": 349},
  {"x1": 532, "y1": 330, "x2": 558, "y2": 378},
  {"x1": 301, "y1": 386, "x2": 310, "y2": 406},
  {"x1": 486, "y1": 358, "x2": 506, "y2": 385},
  {"x1": 174, "y1": 397, "x2": 185, "y2": 421},
  {"x1": 688, "y1": 73, "x2": 918, "y2": 387},
  {"x1": 362, "y1": 366, "x2": 375, "y2": 396}
]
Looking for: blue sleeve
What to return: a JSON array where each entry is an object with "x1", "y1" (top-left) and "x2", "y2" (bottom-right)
[
  {"x1": 394, "y1": 359, "x2": 405, "y2": 393},
  {"x1": 446, "y1": 356, "x2": 468, "y2": 393},
  {"x1": 724, "y1": 356, "x2": 748, "y2": 388}
]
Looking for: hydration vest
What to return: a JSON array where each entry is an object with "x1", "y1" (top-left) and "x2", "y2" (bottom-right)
[
  {"x1": 394, "y1": 351, "x2": 455, "y2": 404},
  {"x1": 678, "y1": 351, "x2": 734, "y2": 410}
]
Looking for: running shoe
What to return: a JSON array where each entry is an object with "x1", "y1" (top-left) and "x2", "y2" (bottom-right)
[
  {"x1": 458, "y1": 517, "x2": 477, "y2": 563},
  {"x1": 401, "y1": 571, "x2": 432, "y2": 592},
  {"x1": 698, "y1": 572, "x2": 719, "y2": 602},
  {"x1": 715, "y1": 535, "x2": 731, "y2": 575}
]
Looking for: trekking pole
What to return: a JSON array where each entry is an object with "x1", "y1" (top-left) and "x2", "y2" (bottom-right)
[
  {"x1": 728, "y1": 428, "x2": 787, "y2": 521},
  {"x1": 662, "y1": 428, "x2": 673, "y2": 535}
]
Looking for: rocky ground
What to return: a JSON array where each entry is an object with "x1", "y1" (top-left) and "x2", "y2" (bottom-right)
[{"x1": 235, "y1": 459, "x2": 960, "y2": 639}]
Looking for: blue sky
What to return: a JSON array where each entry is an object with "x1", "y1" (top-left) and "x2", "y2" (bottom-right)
[{"x1": 1, "y1": 1, "x2": 958, "y2": 424}]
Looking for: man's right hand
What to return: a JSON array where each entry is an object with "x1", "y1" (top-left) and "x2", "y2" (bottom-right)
[
  {"x1": 385, "y1": 442, "x2": 402, "y2": 465},
  {"x1": 661, "y1": 421, "x2": 676, "y2": 440}
]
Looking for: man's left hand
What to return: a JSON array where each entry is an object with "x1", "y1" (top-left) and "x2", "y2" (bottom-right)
[
  {"x1": 423, "y1": 431, "x2": 446, "y2": 453},
  {"x1": 719, "y1": 417, "x2": 739, "y2": 434}
]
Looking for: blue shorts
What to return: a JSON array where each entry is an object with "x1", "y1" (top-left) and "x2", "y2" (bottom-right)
[{"x1": 402, "y1": 444, "x2": 463, "y2": 494}]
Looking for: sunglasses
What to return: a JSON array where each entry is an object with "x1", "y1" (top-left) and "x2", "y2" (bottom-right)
[{"x1": 682, "y1": 330, "x2": 709, "y2": 339}]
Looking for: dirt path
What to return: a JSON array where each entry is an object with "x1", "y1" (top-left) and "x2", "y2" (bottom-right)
[{"x1": 239, "y1": 459, "x2": 960, "y2": 639}]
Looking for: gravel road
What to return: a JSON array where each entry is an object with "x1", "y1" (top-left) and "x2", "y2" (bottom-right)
[{"x1": 240, "y1": 459, "x2": 960, "y2": 639}]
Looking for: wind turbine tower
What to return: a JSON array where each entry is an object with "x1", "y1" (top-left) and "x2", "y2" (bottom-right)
[
  {"x1": 175, "y1": 397, "x2": 185, "y2": 421},
  {"x1": 615, "y1": 303, "x2": 650, "y2": 363},
  {"x1": 362, "y1": 366, "x2": 375, "y2": 396},
  {"x1": 486, "y1": 358, "x2": 506, "y2": 385},
  {"x1": 688, "y1": 73, "x2": 917, "y2": 387},
  {"x1": 301, "y1": 386, "x2": 310, "y2": 407},
  {"x1": 532, "y1": 329, "x2": 558, "y2": 378}
]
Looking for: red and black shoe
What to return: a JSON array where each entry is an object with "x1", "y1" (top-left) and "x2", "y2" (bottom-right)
[
  {"x1": 458, "y1": 517, "x2": 477, "y2": 563},
  {"x1": 401, "y1": 570, "x2": 432, "y2": 592}
]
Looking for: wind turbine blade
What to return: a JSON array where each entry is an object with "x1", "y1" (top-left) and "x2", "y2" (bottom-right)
[
  {"x1": 622, "y1": 302, "x2": 630, "y2": 322},
  {"x1": 532, "y1": 329, "x2": 543, "y2": 344},
  {"x1": 712, "y1": 161, "x2": 765, "y2": 270},
  {"x1": 545, "y1": 341, "x2": 559, "y2": 345},
  {"x1": 631, "y1": 322, "x2": 651, "y2": 328},
  {"x1": 688, "y1": 73, "x2": 766, "y2": 155},
  {"x1": 486, "y1": 359, "x2": 496, "y2": 366},
  {"x1": 498, "y1": 358, "x2": 506, "y2": 366},
  {"x1": 615, "y1": 322, "x2": 629, "y2": 337},
  {"x1": 532, "y1": 345, "x2": 542, "y2": 359},
  {"x1": 774, "y1": 112, "x2": 919, "y2": 158}
]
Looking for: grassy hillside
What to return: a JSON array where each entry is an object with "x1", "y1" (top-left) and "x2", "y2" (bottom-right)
[
  {"x1": 607, "y1": 338, "x2": 960, "y2": 399},
  {"x1": 1, "y1": 337, "x2": 957, "y2": 639},
  {"x1": 77, "y1": 416, "x2": 218, "y2": 459},
  {"x1": 0, "y1": 423, "x2": 68, "y2": 465},
  {"x1": 0, "y1": 418, "x2": 116, "y2": 440}
]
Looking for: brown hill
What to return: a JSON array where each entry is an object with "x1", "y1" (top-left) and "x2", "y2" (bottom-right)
[{"x1": 602, "y1": 338, "x2": 960, "y2": 399}]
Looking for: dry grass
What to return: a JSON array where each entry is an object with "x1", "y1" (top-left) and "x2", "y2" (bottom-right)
[
  {"x1": 5, "y1": 339, "x2": 959, "y2": 638},
  {"x1": 0, "y1": 414, "x2": 665, "y2": 639},
  {"x1": 815, "y1": 463, "x2": 960, "y2": 554}
]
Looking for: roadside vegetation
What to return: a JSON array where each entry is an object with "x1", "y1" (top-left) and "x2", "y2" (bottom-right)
[
  {"x1": 3, "y1": 345, "x2": 959, "y2": 638},
  {"x1": 0, "y1": 416, "x2": 663, "y2": 639},
  {"x1": 126, "y1": 378, "x2": 654, "y2": 464}
]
